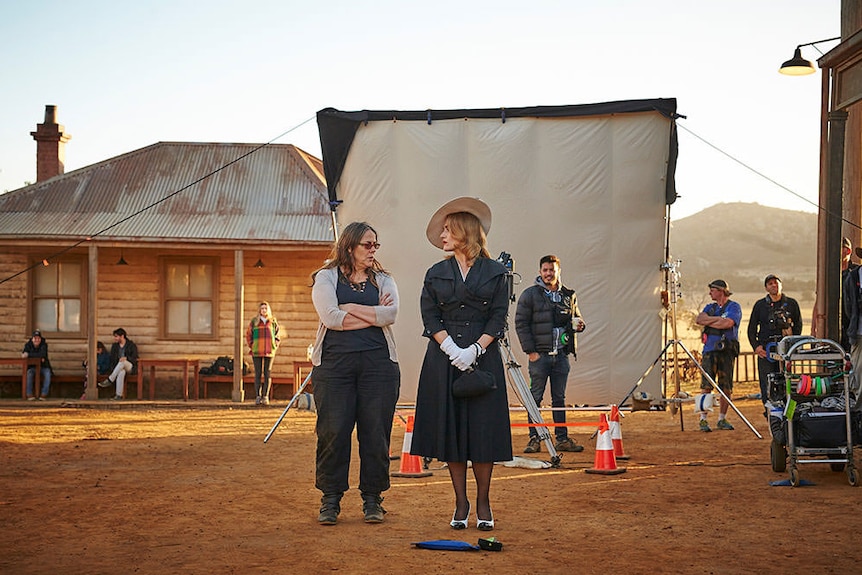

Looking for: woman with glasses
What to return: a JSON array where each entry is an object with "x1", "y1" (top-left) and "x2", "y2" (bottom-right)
[
  {"x1": 310, "y1": 221, "x2": 401, "y2": 525},
  {"x1": 411, "y1": 197, "x2": 512, "y2": 532}
]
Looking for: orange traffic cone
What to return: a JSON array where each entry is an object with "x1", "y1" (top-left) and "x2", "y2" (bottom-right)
[
  {"x1": 609, "y1": 404, "x2": 630, "y2": 460},
  {"x1": 391, "y1": 415, "x2": 432, "y2": 478},
  {"x1": 585, "y1": 413, "x2": 626, "y2": 475}
]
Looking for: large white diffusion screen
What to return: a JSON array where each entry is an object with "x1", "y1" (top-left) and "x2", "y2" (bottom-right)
[{"x1": 333, "y1": 112, "x2": 671, "y2": 404}]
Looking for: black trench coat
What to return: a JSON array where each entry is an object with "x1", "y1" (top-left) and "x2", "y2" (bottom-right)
[{"x1": 411, "y1": 256, "x2": 513, "y2": 463}]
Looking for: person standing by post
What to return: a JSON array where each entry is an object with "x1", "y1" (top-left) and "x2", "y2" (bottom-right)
[
  {"x1": 514, "y1": 255, "x2": 585, "y2": 454},
  {"x1": 696, "y1": 280, "x2": 742, "y2": 431},
  {"x1": 22, "y1": 329, "x2": 51, "y2": 400},
  {"x1": 98, "y1": 328, "x2": 138, "y2": 400},
  {"x1": 747, "y1": 274, "x2": 802, "y2": 411},
  {"x1": 411, "y1": 197, "x2": 512, "y2": 532},
  {"x1": 246, "y1": 302, "x2": 280, "y2": 406},
  {"x1": 840, "y1": 238, "x2": 858, "y2": 351},
  {"x1": 310, "y1": 221, "x2": 400, "y2": 525}
]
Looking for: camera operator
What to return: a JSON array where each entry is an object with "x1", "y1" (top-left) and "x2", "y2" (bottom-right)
[
  {"x1": 514, "y1": 255, "x2": 585, "y2": 453},
  {"x1": 695, "y1": 280, "x2": 742, "y2": 432},
  {"x1": 747, "y1": 274, "x2": 802, "y2": 412}
]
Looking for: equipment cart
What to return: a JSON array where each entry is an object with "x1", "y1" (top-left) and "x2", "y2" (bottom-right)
[{"x1": 767, "y1": 337, "x2": 858, "y2": 487}]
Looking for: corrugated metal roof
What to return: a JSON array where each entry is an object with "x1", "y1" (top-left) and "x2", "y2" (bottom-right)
[{"x1": 0, "y1": 142, "x2": 334, "y2": 243}]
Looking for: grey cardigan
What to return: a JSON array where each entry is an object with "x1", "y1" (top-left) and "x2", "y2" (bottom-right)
[{"x1": 310, "y1": 266, "x2": 399, "y2": 366}]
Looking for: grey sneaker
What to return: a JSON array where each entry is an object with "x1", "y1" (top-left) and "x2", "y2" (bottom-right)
[
  {"x1": 555, "y1": 437, "x2": 584, "y2": 452},
  {"x1": 318, "y1": 493, "x2": 342, "y2": 525},
  {"x1": 523, "y1": 437, "x2": 542, "y2": 453},
  {"x1": 699, "y1": 419, "x2": 712, "y2": 432},
  {"x1": 716, "y1": 419, "x2": 735, "y2": 430},
  {"x1": 361, "y1": 493, "x2": 386, "y2": 523},
  {"x1": 97, "y1": 378, "x2": 112, "y2": 388},
  {"x1": 255, "y1": 396, "x2": 261, "y2": 405}
]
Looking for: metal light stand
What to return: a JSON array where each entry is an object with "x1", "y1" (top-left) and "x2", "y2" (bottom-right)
[
  {"x1": 666, "y1": 258, "x2": 684, "y2": 430},
  {"x1": 620, "y1": 337, "x2": 761, "y2": 438},
  {"x1": 264, "y1": 369, "x2": 313, "y2": 443}
]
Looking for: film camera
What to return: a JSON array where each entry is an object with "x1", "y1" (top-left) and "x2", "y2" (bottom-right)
[{"x1": 497, "y1": 251, "x2": 515, "y2": 303}]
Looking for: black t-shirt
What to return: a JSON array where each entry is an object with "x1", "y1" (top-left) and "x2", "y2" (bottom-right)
[{"x1": 323, "y1": 271, "x2": 387, "y2": 355}]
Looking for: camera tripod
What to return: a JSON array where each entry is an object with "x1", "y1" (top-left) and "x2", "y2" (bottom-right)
[
  {"x1": 499, "y1": 330, "x2": 563, "y2": 467},
  {"x1": 493, "y1": 251, "x2": 563, "y2": 467}
]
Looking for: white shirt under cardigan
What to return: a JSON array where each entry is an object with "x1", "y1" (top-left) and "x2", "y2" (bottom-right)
[{"x1": 310, "y1": 266, "x2": 400, "y2": 366}]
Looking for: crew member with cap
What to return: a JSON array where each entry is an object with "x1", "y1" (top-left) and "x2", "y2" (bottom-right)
[
  {"x1": 696, "y1": 280, "x2": 742, "y2": 431},
  {"x1": 22, "y1": 329, "x2": 51, "y2": 400},
  {"x1": 411, "y1": 196, "x2": 511, "y2": 532},
  {"x1": 748, "y1": 274, "x2": 802, "y2": 409}
]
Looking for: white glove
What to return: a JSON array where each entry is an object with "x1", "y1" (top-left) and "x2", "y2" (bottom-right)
[
  {"x1": 451, "y1": 351, "x2": 471, "y2": 371},
  {"x1": 440, "y1": 335, "x2": 460, "y2": 361},
  {"x1": 453, "y1": 343, "x2": 485, "y2": 371}
]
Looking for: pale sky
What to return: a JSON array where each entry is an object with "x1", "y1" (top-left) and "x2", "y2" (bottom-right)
[{"x1": 0, "y1": 0, "x2": 840, "y2": 218}]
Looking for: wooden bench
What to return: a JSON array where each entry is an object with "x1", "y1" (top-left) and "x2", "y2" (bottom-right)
[
  {"x1": 0, "y1": 370, "x2": 89, "y2": 399},
  {"x1": 137, "y1": 359, "x2": 200, "y2": 400},
  {"x1": 199, "y1": 374, "x2": 296, "y2": 399}
]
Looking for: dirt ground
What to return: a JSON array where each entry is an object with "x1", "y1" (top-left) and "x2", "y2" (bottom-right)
[{"x1": 1, "y1": 387, "x2": 861, "y2": 575}]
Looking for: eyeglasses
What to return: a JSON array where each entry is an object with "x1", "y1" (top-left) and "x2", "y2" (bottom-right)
[{"x1": 358, "y1": 241, "x2": 381, "y2": 250}]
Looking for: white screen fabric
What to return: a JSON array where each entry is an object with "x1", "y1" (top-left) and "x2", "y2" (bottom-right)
[{"x1": 332, "y1": 111, "x2": 672, "y2": 405}]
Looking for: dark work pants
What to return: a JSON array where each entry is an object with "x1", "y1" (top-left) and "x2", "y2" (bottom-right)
[
  {"x1": 313, "y1": 347, "x2": 400, "y2": 496},
  {"x1": 527, "y1": 352, "x2": 571, "y2": 441}
]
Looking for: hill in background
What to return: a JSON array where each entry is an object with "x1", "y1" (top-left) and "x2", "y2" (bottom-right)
[{"x1": 668, "y1": 202, "x2": 816, "y2": 327}]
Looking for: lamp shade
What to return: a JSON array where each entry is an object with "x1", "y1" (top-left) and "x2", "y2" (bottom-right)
[{"x1": 779, "y1": 47, "x2": 815, "y2": 75}]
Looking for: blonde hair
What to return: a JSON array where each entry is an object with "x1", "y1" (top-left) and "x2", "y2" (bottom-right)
[
  {"x1": 258, "y1": 301, "x2": 273, "y2": 320},
  {"x1": 446, "y1": 212, "x2": 490, "y2": 263}
]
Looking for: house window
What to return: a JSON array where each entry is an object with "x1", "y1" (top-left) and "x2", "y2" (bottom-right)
[
  {"x1": 32, "y1": 258, "x2": 85, "y2": 335},
  {"x1": 162, "y1": 258, "x2": 218, "y2": 339}
]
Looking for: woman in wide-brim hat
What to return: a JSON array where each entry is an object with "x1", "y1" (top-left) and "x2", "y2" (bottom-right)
[{"x1": 411, "y1": 197, "x2": 512, "y2": 532}]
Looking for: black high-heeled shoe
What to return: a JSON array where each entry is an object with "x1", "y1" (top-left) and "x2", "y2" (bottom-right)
[
  {"x1": 476, "y1": 510, "x2": 494, "y2": 531},
  {"x1": 450, "y1": 503, "x2": 470, "y2": 530}
]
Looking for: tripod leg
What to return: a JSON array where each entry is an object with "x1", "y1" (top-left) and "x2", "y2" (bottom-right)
[
  {"x1": 618, "y1": 339, "x2": 675, "y2": 407},
  {"x1": 264, "y1": 369, "x2": 313, "y2": 443},
  {"x1": 499, "y1": 337, "x2": 560, "y2": 466},
  {"x1": 675, "y1": 342, "x2": 763, "y2": 439}
]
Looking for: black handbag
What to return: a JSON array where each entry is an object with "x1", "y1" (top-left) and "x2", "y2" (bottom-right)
[{"x1": 452, "y1": 368, "x2": 497, "y2": 398}]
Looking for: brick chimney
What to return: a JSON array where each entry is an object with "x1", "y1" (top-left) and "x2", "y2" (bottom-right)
[{"x1": 30, "y1": 105, "x2": 72, "y2": 182}]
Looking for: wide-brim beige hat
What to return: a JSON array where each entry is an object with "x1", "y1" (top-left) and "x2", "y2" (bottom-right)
[{"x1": 425, "y1": 197, "x2": 492, "y2": 249}]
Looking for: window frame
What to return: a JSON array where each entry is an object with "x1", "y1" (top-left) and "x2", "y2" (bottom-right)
[
  {"x1": 29, "y1": 255, "x2": 88, "y2": 339},
  {"x1": 159, "y1": 256, "x2": 219, "y2": 341}
]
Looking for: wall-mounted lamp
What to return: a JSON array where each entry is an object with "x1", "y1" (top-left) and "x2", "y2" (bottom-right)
[
  {"x1": 254, "y1": 256, "x2": 265, "y2": 268},
  {"x1": 779, "y1": 36, "x2": 841, "y2": 75},
  {"x1": 116, "y1": 249, "x2": 129, "y2": 266}
]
